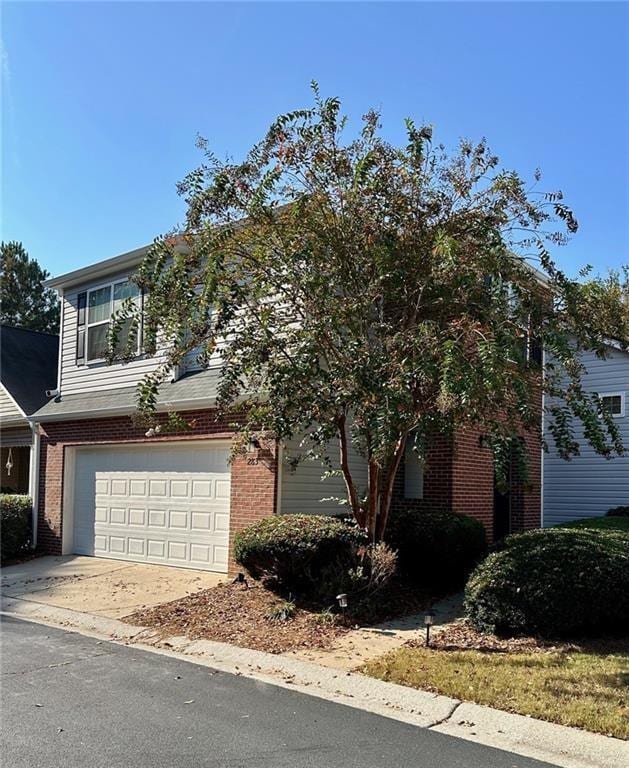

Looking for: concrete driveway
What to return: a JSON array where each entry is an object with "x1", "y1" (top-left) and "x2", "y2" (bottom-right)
[{"x1": 0, "y1": 555, "x2": 224, "y2": 619}]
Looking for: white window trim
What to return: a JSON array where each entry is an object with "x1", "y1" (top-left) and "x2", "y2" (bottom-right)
[
  {"x1": 599, "y1": 391, "x2": 626, "y2": 419},
  {"x1": 84, "y1": 278, "x2": 141, "y2": 364}
]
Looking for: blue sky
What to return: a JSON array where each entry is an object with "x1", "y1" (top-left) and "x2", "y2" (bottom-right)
[{"x1": 2, "y1": 2, "x2": 627, "y2": 279}]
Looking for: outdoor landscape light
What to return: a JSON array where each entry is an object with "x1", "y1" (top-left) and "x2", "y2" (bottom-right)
[
  {"x1": 336, "y1": 593, "x2": 348, "y2": 609},
  {"x1": 424, "y1": 609, "x2": 436, "y2": 647}
]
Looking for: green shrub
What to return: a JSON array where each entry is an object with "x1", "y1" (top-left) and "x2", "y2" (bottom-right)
[
  {"x1": 1, "y1": 494, "x2": 32, "y2": 561},
  {"x1": 560, "y1": 516, "x2": 629, "y2": 533},
  {"x1": 385, "y1": 508, "x2": 487, "y2": 589},
  {"x1": 234, "y1": 514, "x2": 367, "y2": 596},
  {"x1": 607, "y1": 505, "x2": 629, "y2": 517},
  {"x1": 465, "y1": 527, "x2": 629, "y2": 637}
]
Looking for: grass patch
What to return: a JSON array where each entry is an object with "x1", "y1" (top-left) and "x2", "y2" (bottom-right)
[
  {"x1": 363, "y1": 639, "x2": 629, "y2": 739},
  {"x1": 558, "y1": 516, "x2": 629, "y2": 533}
]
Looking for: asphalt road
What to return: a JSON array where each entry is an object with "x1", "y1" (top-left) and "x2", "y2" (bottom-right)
[{"x1": 1, "y1": 616, "x2": 559, "y2": 768}]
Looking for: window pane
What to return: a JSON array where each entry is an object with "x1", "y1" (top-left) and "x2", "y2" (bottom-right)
[
  {"x1": 602, "y1": 396, "x2": 622, "y2": 416},
  {"x1": 87, "y1": 323, "x2": 109, "y2": 361},
  {"x1": 114, "y1": 318, "x2": 135, "y2": 355},
  {"x1": 88, "y1": 286, "x2": 111, "y2": 324},
  {"x1": 404, "y1": 441, "x2": 424, "y2": 499},
  {"x1": 113, "y1": 280, "x2": 139, "y2": 312}
]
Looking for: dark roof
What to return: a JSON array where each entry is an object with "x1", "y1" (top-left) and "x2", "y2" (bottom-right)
[
  {"x1": 31, "y1": 367, "x2": 227, "y2": 422},
  {"x1": 1, "y1": 326, "x2": 59, "y2": 415}
]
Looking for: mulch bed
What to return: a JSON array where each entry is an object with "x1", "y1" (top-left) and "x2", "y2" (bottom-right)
[
  {"x1": 1, "y1": 551, "x2": 42, "y2": 568},
  {"x1": 417, "y1": 621, "x2": 558, "y2": 653},
  {"x1": 125, "y1": 578, "x2": 435, "y2": 654},
  {"x1": 413, "y1": 620, "x2": 628, "y2": 656},
  {"x1": 125, "y1": 581, "x2": 349, "y2": 654}
]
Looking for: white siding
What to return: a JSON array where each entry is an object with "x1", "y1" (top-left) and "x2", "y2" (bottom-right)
[
  {"x1": 0, "y1": 385, "x2": 26, "y2": 425},
  {"x1": 544, "y1": 347, "x2": 629, "y2": 525},
  {"x1": 280, "y1": 434, "x2": 368, "y2": 516},
  {"x1": 59, "y1": 269, "x2": 228, "y2": 395},
  {"x1": 60, "y1": 271, "x2": 168, "y2": 395}
]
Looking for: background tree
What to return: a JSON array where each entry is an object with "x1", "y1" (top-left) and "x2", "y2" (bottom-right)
[
  {"x1": 122, "y1": 86, "x2": 628, "y2": 541},
  {"x1": 0, "y1": 241, "x2": 59, "y2": 333}
]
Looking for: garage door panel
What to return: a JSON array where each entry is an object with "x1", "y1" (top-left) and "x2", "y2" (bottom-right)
[{"x1": 73, "y1": 444, "x2": 231, "y2": 572}]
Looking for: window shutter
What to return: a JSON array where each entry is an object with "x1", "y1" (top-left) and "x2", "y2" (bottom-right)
[{"x1": 76, "y1": 291, "x2": 87, "y2": 365}]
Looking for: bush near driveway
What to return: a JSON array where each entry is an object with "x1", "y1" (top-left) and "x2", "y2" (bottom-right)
[
  {"x1": 0, "y1": 494, "x2": 32, "y2": 561},
  {"x1": 465, "y1": 527, "x2": 629, "y2": 637},
  {"x1": 234, "y1": 514, "x2": 367, "y2": 598},
  {"x1": 386, "y1": 508, "x2": 487, "y2": 590}
]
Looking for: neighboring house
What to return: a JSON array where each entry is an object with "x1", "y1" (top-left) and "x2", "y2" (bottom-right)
[
  {"x1": 31, "y1": 245, "x2": 542, "y2": 574},
  {"x1": 543, "y1": 342, "x2": 629, "y2": 525},
  {"x1": 0, "y1": 325, "x2": 59, "y2": 501}
]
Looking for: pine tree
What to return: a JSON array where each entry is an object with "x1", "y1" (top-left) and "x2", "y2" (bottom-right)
[{"x1": 0, "y1": 241, "x2": 59, "y2": 333}]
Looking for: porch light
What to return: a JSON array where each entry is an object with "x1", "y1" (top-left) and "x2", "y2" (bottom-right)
[
  {"x1": 424, "y1": 609, "x2": 436, "y2": 647},
  {"x1": 246, "y1": 437, "x2": 261, "y2": 453},
  {"x1": 5, "y1": 448, "x2": 13, "y2": 476},
  {"x1": 336, "y1": 593, "x2": 348, "y2": 610}
]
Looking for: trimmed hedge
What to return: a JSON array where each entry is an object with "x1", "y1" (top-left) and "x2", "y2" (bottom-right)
[
  {"x1": 465, "y1": 527, "x2": 629, "y2": 637},
  {"x1": 607, "y1": 505, "x2": 629, "y2": 517},
  {"x1": 385, "y1": 508, "x2": 487, "y2": 589},
  {"x1": 560, "y1": 516, "x2": 629, "y2": 533},
  {"x1": 234, "y1": 514, "x2": 367, "y2": 595},
  {"x1": 1, "y1": 494, "x2": 32, "y2": 561}
]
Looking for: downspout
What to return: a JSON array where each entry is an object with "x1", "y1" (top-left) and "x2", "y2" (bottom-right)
[{"x1": 28, "y1": 422, "x2": 41, "y2": 549}]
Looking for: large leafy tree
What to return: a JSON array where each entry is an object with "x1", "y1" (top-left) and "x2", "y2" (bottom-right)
[
  {"x1": 0, "y1": 241, "x2": 59, "y2": 333},
  {"x1": 121, "y1": 86, "x2": 628, "y2": 541}
]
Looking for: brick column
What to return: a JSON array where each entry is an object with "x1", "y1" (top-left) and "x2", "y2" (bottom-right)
[{"x1": 228, "y1": 443, "x2": 278, "y2": 576}]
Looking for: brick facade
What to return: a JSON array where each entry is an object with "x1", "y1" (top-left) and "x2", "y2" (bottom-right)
[
  {"x1": 391, "y1": 420, "x2": 542, "y2": 543},
  {"x1": 37, "y1": 403, "x2": 541, "y2": 571},
  {"x1": 36, "y1": 409, "x2": 276, "y2": 574}
]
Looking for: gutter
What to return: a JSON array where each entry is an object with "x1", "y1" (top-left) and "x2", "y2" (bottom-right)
[
  {"x1": 44, "y1": 244, "x2": 150, "y2": 291},
  {"x1": 32, "y1": 395, "x2": 222, "y2": 423}
]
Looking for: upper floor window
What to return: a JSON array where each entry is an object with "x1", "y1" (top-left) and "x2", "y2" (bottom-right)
[
  {"x1": 600, "y1": 392, "x2": 625, "y2": 418},
  {"x1": 81, "y1": 279, "x2": 140, "y2": 363}
]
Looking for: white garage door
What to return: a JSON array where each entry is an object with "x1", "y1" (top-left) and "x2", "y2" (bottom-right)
[{"x1": 72, "y1": 442, "x2": 231, "y2": 572}]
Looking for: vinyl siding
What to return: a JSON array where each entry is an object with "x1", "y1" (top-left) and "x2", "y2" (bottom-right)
[
  {"x1": 60, "y1": 270, "x2": 170, "y2": 395},
  {"x1": 59, "y1": 270, "x2": 228, "y2": 396},
  {"x1": 543, "y1": 347, "x2": 629, "y2": 525},
  {"x1": 0, "y1": 385, "x2": 26, "y2": 425},
  {"x1": 279, "y1": 434, "x2": 368, "y2": 516}
]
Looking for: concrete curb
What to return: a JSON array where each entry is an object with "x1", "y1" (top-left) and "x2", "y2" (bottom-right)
[{"x1": 2, "y1": 595, "x2": 627, "y2": 768}]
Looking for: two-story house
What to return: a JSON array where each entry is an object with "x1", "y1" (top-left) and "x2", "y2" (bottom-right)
[{"x1": 31, "y1": 244, "x2": 542, "y2": 574}]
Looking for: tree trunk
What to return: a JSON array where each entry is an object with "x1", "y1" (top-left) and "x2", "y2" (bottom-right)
[
  {"x1": 375, "y1": 434, "x2": 408, "y2": 541},
  {"x1": 366, "y1": 459, "x2": 380, "y2": 542},
  {"x1": 336, "y1": 414, "x2": 365, "y2": 527}
]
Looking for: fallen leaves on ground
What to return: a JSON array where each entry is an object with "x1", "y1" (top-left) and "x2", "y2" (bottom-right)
[{"x1": 124, "y1": 582, "x2": 348, "y2": 654}]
